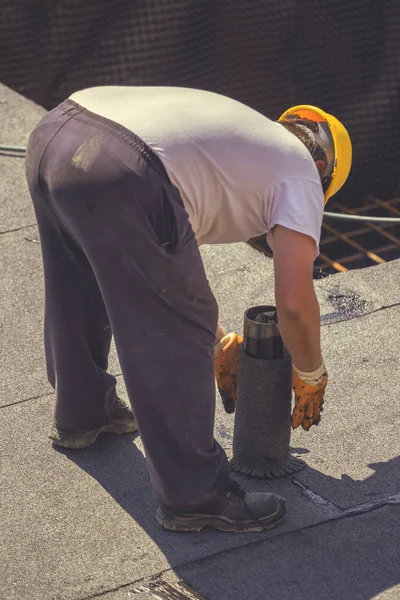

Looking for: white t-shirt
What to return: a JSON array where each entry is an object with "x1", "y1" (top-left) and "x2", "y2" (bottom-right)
[{"x1": 70, "y1": 86, "x2": 324, "y2": 257}]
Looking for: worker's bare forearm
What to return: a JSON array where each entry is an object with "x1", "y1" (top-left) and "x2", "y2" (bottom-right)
[{"x1": 276, "y1": 294, "x2": 322, "y2": 372}]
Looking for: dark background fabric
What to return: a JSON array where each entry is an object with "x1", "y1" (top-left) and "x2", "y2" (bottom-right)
[{"x1": 2, "y1": 0, "x2": 400, "y2": 207}]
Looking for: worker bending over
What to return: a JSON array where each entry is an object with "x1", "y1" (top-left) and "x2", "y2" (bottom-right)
[{"x1": 25, "y1": 86, "x2": 352, "y2": 533}]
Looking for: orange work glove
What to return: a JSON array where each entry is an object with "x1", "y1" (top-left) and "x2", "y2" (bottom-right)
[
  {"x1": 291, "y1": 362, "x2": 328, "y2": 430},
  {"x1": 214, "y1": 333, "x2": 243, "y2": 413}
]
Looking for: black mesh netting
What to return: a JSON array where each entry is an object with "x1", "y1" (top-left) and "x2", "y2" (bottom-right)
[{"x1": 1, "y1": 0, "x2": 400, "y2": 207}]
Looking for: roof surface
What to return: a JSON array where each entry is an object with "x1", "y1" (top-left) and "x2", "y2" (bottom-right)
[{"x1": 1, "y1": 83, "x2": 399, "y2": 600}]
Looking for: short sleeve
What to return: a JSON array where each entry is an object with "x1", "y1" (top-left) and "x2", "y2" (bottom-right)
[{"x1": 265, "y1": 179, "x2": 324, "y2": 260}]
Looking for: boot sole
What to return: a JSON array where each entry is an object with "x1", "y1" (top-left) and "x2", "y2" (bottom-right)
[
  {"x1": 156, "y1": 498, "x2": 286, "y2": 533},
  {"x1": 49, "y1": 420, "x2": 138, "y2": 449},
  {"x1": 104, "y1": 421, "x2": 138, "y2": 435}
]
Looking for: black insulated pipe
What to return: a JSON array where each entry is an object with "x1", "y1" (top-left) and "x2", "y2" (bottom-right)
[{"x1": 231, "y1": 305, "x2": 305, "y2": 478}]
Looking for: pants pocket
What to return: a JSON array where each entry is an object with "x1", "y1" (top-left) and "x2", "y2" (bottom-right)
[{"x1": 150, "y1": 182, "x2": 195, "y2": 254}]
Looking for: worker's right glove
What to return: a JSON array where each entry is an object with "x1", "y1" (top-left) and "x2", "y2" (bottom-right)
[
  {"x1": 214, "y1": 333, "x2": 243, "y2": 414},
  {"x1": 291, "y1": 362, "x2": 328, "y2": 431}
]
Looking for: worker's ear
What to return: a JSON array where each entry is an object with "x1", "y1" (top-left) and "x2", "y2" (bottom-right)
[
  {"x1": 315, "y1": 159, "x2": 325, "y2": 175},
  {"x1": 271, "y1": 225, "x2": 316, "y2": 312}
]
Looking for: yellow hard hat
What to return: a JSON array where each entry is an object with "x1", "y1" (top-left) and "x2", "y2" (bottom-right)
[{"x1": 278, "y1": 105, "x2": 352, "y2": 204}]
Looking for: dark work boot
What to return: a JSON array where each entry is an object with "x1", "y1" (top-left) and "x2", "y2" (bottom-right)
[
  {"x1": 49, "y1": 396, "x2": 138, "y2": 449},
  {"x1": 156, "y1": 480, "x2": 286, "y2": 533}
]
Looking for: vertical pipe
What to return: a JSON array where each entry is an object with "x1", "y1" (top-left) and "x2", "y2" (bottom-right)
[{"x1": 231, "y1": 306, "x2": 305, "y2": 478}]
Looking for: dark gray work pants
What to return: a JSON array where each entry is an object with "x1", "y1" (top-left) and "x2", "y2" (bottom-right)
[{"x1": 25, "y1": 100, "x2": 230, "y2": 508}]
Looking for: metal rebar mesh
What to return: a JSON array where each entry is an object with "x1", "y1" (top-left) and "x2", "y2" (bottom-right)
[{"x1": 248, "y1": 197, "x2": 400, "y2": 276}]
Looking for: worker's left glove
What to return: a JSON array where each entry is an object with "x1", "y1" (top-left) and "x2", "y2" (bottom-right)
[
  {"x1": 291, "y1": 362, "x2": 328, "y2": 431},
  {"x1": 214, "y1": 333, "x2": 243, "y2": 414}
]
